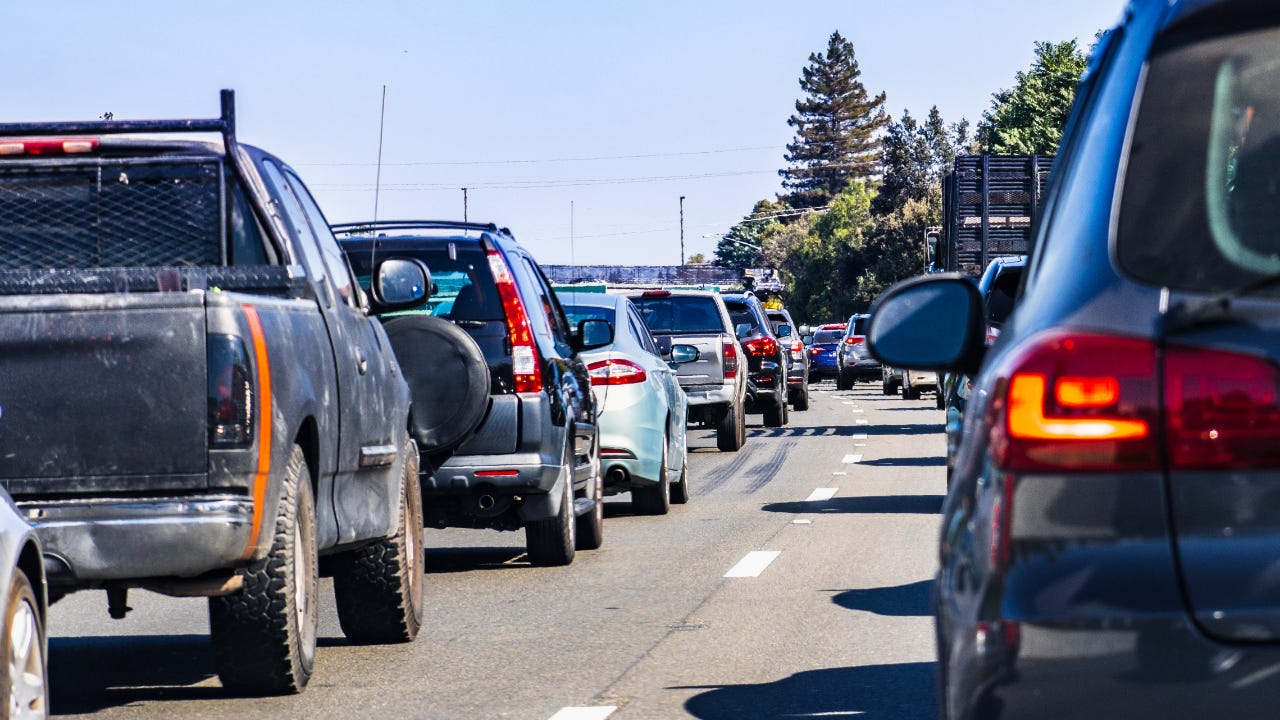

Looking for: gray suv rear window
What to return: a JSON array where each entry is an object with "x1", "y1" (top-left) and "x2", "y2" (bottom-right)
[
  {"x1": 1118, "y1": 24, "x2": 1280, "y2": 292},
  {"x1": 632, "y1": 295, "x2": 723, "y2": 334}
]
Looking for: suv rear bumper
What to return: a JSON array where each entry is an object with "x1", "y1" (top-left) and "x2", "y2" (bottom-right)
[
  {"x1": 680, "y1": 382, "x2": 738, "y2": 408},
  {"x1": 425, "y1": 451, "x2": 569, "y2": 523},
  {"x1": 22, "y1": 494, "x2": 254, "y2": 584}
]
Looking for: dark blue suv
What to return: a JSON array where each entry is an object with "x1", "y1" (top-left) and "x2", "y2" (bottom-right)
[{"x1": 872, "y1": 2, "x2": 1280, "y2": 717}]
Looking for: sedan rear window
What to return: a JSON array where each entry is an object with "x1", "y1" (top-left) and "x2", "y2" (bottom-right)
[
  {"x1": 1118, "y1": 23, "x2": 1280, "y2": 292},
  {"x1": 812, "y1": 329, "x2": 843, "y2": 344}
]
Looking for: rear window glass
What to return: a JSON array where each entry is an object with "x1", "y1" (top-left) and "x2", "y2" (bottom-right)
[
  {"x1": 563, "y1": 304, "x2": 613, "y2": 328},
  {"x1": 631, "y1": 295, "x2": 724, "y2": 334},
  {"x1": 986, "y1": 268, "x2": 1023, "y2": 326},
  {"x1": 850, "y1": 316, "x2": 868, "y2": 335},
  {"x1": 724, "y1": 301, "x2": 759, "y2": 332},
  {"x1": 343, "y1": 239, "x2": 503, "y2": 321},
  {"x1": 812, "y1": 329, "x2": 843, "y2": 344},
  {"x1": 1118, "y1": 24, "x2": 1280, "y2": 292}
]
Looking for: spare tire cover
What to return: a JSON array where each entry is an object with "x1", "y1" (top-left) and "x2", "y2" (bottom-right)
[{"x1": 382, "y1": 314, "x2": 491, "y2": 454}]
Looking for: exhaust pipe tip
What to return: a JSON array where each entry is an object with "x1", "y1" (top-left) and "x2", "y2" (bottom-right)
[{"x1": 477, "y1": 494, "x2": 496, "y2": 511}]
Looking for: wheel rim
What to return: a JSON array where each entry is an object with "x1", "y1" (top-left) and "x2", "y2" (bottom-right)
[
  {"x1": 293, "y1": 519, "x2": 316, "y2": 663},
  {"x1": 565, "y1": 470, "x2": 576, "y2": 547},
  {"x1": 9, "y1": 597, "x2": 44, "y2": 720},
  {"x1": 405, "y1": 482, "x2": 424, "y2": 611}
]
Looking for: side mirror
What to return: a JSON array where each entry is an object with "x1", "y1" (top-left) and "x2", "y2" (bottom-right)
[
  {"x1": 669, "y1": 344, "x2": 699, "y2": 365},
  {"x1": 801, "y1": 334, "x2": 813, "y2": 346},
  {"x1": 735, "y1": 323, "x2": 752, "y2": 339},
  {"x1": 867, "y1": 274, "x2": 985, "y2": 375},
  {"x1": 577, "y1": 318, "x2": 614, "y2": 351},
  {"x1": 776, "y1": 325, "x2": 792, "y2": 338},
  {"x1": 373, "y1": 258, "x2": 432, "y2": 310}
]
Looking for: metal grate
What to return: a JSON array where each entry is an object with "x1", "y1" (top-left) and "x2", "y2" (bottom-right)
[{"x1": 0, "y1": 160, "x2": 222, "y2": 270}]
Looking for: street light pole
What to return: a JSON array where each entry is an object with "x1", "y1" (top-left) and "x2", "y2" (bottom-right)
[
  {"x1": 679, "y1": 195, "x2": 686, "y2": 266},
  {"x1": 461, "y1": 188, "x2": 468, "y2": 222}
]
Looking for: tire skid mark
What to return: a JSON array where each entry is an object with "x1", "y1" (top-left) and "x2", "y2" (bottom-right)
[
  {"x1": 696, "y1": 444, "x2": 759, "y2": 496},
  {"x1": 742, "y1": 441, "x2": 795, "y2": 494}
]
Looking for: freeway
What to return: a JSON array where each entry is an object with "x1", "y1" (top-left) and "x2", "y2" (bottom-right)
[{"x1": 47, "y1": 382, "x2": 945, "y2": 719}]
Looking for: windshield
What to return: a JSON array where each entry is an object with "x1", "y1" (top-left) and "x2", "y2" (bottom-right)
[
  {"x1": 1119, "y1": 24, "x2": 1280, "y2": 292},
  {"x1": 631, "y1": 295, "x2": 723, "y2": 334},
  {"x1": 812, "y1": 329, "x2": 844, "y2": 344}
]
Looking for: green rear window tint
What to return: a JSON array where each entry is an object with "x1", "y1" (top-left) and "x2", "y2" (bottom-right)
[
  {"x1": 632, "y1": 296, "x2": 723, "y2": 334},
  {"x1": 346, "y1": 242, "x2": 504, "y2": 320}
]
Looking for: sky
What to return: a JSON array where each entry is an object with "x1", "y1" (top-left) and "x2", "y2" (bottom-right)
[{"x1": 3, "y1": 1, "x2": 1124, "y2": 266}]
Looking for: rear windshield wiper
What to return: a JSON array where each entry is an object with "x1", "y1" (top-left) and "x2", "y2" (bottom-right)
[{"x1": 1162, "y1": 272, "x2": 1280, "y2": 334}]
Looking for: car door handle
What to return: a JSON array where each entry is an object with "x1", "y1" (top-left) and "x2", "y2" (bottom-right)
[{"x1": 356, "y1": 348, "x2": 368, "y2": 375}]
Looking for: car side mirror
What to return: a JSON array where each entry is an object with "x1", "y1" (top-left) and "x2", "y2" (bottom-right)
[
  {"x1": 867, "y1": 274, "x2": 985, "y2": 375},
  {"x1": 776, "y1": 325, "x2": 792, "y2": 338},
  {"x1": 735, "y1": 323, "x2": 752, "y2": 339},
  {"x1": 577, "y1": 318, "x2": 613, "y2": 351},
  {"x1": 669, "y1": 344, "x2": 699, "y2": 365},
  {"x1": 373, "y1": 258, "x2": 432, "y2": 310},
  {"x1": 801, "y1": 333, "x2": 813, "y2": 346}
]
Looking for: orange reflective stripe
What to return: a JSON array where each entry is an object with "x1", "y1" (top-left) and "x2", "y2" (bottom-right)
[{"x1": 240, "y1": 305, "x2": 272, "y2": 559}]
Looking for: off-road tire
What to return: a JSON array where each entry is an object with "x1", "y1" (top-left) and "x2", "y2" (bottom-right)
[
  {"x1": 332, "y1": 437, "x2": 425, "y2": 645},
  {"x1": 632, "y1": 438, "x2": 671, "y2": 515},
  {"x1": 525, "y1": 468, "x2": 576, "y2": 566},
  {"x1": 2, "y1": 568, "x2": 45, "y2": 718},
  {"x1": 716, "y1": 402, "x2": 745, "y2": 452},
  {"x1": 575, "y1": 445, "x2": 604, "y2": 551},
  {"x1": 210, "y1": 445, "x2": 318, "y2": 695}
]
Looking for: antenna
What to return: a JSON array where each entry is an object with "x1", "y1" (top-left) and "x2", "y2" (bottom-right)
[{"x1": 371, "y1": 85, "x2": 387, "y2": 273}]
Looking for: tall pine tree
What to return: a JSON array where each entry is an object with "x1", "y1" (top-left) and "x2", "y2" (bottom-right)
[
  {"x1": 978, "y1": 40, "x2": 1087, "y2": 154},
  {"x1": 780, "y1": 31, "x2": 889, "y2": 209}
]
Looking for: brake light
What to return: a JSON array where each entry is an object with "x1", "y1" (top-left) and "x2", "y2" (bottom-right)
[
  {"x1": 486, "y1": 249, "x2": 543, "y2": 393},
  {"x1": 587, "y1": 358, "x2": 647, "y2": 386},
  {"x1": 743, "y1": 336, "x2": 778, "y2": 357},
  {"x1": 207, "y1": 334, "x2": 254, "y2": 447},
  {"x1": 989, "y1": 333, "x2": 1159, "y2": 472},
  {"x1": 790, "y1": 339, "x2": 803, "y2": 354},
  {"x1": 810, "y1": 347, "x2": 821, "y2": 355},
  {"x1": 1165, "y1": 345, "x2": 1280, "y2": 470},
  {"x1": 642, "y1": 290, "x2": 671, "y2": 298},
  {"x1": 845, "y1": 336, "x2": 865, "y2": 345},
  {"x1": 723, "y1": 341, "x2": 738, "y2": 379},
  {"x1": 0, "y1": 138, "x2": 99, "y2": 156}
]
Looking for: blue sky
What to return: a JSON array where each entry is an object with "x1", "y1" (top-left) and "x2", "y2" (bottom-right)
[{"x1": 4, "y1": 1, "x2": 1123, "y2": 265}]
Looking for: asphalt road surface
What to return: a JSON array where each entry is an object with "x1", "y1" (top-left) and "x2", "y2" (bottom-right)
[{"x1": 47, "y1": 380, "x2": 945, "y2": 719}]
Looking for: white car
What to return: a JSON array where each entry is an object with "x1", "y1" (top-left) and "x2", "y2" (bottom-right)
[
  {"x1": 882, "y1": 366, "x2": 939, "y2": 402},
  {"x1": 0, "y1": 488, "x2": 46, "y2": 718}
]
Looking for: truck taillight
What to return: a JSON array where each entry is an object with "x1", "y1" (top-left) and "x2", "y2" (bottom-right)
[
  {"x1": 723, "y1": 341, "x2": 738, "y2": 379},
  {"x1": 743, "y1": 336, "x2": 778, "y2": 357},
  {"x1": 487, "y1": 249, "x2": 543, "y2": 393},
  {"x1": 208, "y1": 334, "x2": 254, "y2": 447},
  {"x1": 587, "y1": 359, "x2": 647, "y2": 386},
  {"x1": 1164, "y1": 345, "x2": 1280, "y2": 470},
  {"x1": 0, "y1": 138, "x2": 98, "y2": 156}
]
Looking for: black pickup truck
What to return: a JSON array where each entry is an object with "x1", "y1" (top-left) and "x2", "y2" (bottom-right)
[{"x1": 0, "y1": 91, "x2": 429, "y2": 694}]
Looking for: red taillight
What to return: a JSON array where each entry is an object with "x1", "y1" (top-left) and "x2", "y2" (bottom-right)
[
  {"x1": 207, "y1": 334, "x2": 254, "y2": 447},
  {"x1": 989, "y1": 333, "x2": 1159, "y2": 472},
  {"x1": 486, "y1": 249, "x2": 543, "y2": 393},
  {"x1": 1165, "y1": 345, "x2": 1280, "y2": 470},
  {"x1": 743, "y1": 336, "x2": 778, "y2": 357},
  {"x1": 0, "y1": 138, "x2": 98, "y2": 156},
  {"x1": 845, "y1": 336, "x2": 865, "y2": 345},
  {"x1": 642, "y1": 290, "x2": 671, "y2": 297},
  {"x1": 723, "y1": 341, "x2": 738, "y2": 379},
  {"x1": 810, "y1": 347, "x2": 821, "y2": 355},
  {"x1": 587, "y1": 358, "x2": 647, "y2": 386},
  {"x1": 790, "y1": 339, "x2": 803, "y2": 354}
]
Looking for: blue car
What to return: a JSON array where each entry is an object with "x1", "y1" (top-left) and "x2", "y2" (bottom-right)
[{"x1": 805, "y1": 323, "x2": 845, "y2": 381}]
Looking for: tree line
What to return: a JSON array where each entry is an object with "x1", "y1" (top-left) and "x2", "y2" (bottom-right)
[{"x1": 713, "y1": 31, "x2": 1090, "y2": 323}]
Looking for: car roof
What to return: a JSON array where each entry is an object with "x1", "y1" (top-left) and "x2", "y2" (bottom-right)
[{"x1": 559, "y1": 292, "x2": 624, "y2": 310}]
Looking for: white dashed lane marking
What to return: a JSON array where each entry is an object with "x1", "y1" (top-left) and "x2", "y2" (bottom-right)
[
  {"x1": 855, "y1": 418, "x2": 869, "y2": 425},
  {"x1": 549, "y1": 707, "x2": 617, "y2": 720},
  {"x1": 805, "y1": 488, "x2": 838, "y2": 502},
  {"x1": 725, "y1": 551, "x2": 782, "y2": 578},
  {"x1": 793, "y1": 519, "x2": 813, "y2": 525},
  {"x1": 851, "y1": 408, "x2": 864, "y2": 413},
  {"x1": 852, "y1": 434, "x2": 868, "y2": 440},
  {"x1": 842, "y1": 454, "x2": 863, "y2": 464}
]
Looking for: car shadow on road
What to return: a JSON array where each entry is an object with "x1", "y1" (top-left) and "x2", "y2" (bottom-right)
[
  {"x1": 862, "y1": 424, "x2": 943, "y2": 436},
  {"x1": 858, "y1": 456, "x2": 946, "y2": 467},
  {"x1": 424, "y1": 546, "x2": 530, "y2": 573},
  {"x1": 762, "y1": 495, "x2": 945, "y2": 515},
  {"x1": 831, "y1": 578, "x2": 934, "y2": 616},
  {"x1": 50, "y1": 634, "x2": 226, "y2": 713},
  {"x1": 744, "y1": 425, "x2": 890, "y2": 439},
  {"x1": 677, "y1": 661, "x2": 936, "y2": 720}
]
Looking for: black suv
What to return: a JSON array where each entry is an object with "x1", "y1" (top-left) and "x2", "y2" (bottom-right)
[
  {"x1": 765, "y1": 306, "x2": 810, "y2": 411},
  {"x1": 338, "y1": 221, "x2": 608, "y2": 566},
  {"x1": 872, "y1": 3, "x2": 1280, "y2": 716},
  {"x1": 721, "y1": 292, "x2": 790, "y2": 427}
]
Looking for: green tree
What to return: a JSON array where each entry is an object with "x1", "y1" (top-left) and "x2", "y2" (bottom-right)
[
  {"x1": 978, "y1": 40, "x2": 1087, "y2": 154},
  {"x1": 686, "y1": 252, "x2": 706, "y2": 264},
  {"x1": 713, "y1": 199, "x2": 785, "y2": 270},
  {"x1": 780, "y1": 31, "x2": 889, "y2": 208}
]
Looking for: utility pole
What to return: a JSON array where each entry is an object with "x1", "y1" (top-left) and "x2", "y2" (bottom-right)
[
  {"x1": 679, "y1": 195, "x2": 686, "y2": 266},
  {"x1": 461, "y1": 188, "x2": 468, "y2": 222},
  {"x1": 570, "y1": 200, "x2": 575, "y2": 274}
]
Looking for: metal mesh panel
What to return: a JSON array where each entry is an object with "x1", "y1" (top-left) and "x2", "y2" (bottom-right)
[{"x1": 0, "y1": 160, "x2": 222, "y2": 270}]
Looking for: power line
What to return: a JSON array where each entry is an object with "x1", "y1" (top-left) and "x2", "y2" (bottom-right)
[
  {"x1": 311, "y1": 169, "x2": 774, "y2": 191},
  {"x1": 297, "y1": 144, "x2": 784, "y2": 167}
]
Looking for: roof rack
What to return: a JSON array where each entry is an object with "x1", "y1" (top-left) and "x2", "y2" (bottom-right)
[{"x1": 331, "y1": 220, "x2": 502, "y2": 237}]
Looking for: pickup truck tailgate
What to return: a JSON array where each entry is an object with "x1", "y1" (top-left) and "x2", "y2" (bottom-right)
[{"x1": 0, "y1": 293, "x2": 208, "y2": 488}]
